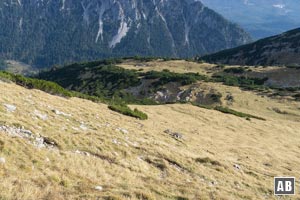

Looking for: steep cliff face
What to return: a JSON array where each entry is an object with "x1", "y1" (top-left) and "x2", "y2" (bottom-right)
[{"x1": 0, "y1": 0, "x2": 251, "y2": 67}]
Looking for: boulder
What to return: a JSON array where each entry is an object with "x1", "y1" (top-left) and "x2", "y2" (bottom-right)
[
  {"x1": 0, "y1": 157, "x2": 5, "y2": 164},
  {"x1": 3, "y1": 104, "x2": 16, "y2": 112}
]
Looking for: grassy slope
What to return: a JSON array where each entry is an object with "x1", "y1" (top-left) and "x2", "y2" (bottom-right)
[{"x1": 1, "y1": 80, "x2": 300, "y2": 199}]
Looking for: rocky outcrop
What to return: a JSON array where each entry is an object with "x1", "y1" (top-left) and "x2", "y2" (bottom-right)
[{"x1": 0, "y1": 124, "x2": 57, "y2": 149}]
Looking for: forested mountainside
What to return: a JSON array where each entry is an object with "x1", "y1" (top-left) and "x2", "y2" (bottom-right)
[
  {"x1": 202, "y1": 28, "x2": 300, "y2": 66},
  {"x1": 0, "y1": 0, "x2": 251, "y2": 67}
]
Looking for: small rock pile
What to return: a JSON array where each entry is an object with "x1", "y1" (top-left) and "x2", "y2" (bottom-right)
[
  {"x1": 0, "y1": 157, "x2": 5, "y2": 164},
  {"x1": 116, "y1": 127, "x2": 129, "y2": 134},
  {"x1": 52, "y1": 109, "x2": 71, "y2": 117},
  {"x1": 0, "y1": 125, "x2": 56, "y2": 149},
  {"x1": 164, "y1": 129, "x2": 183, "y2": 140},
  {"x1": 3, "y1": 104, "x2": 16, "y2": 112},
  {"x1": 0, "y1": 125, "x2": 32, "y2": 138}
]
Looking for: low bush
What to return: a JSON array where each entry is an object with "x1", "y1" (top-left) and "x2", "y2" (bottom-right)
[
  {"x1": 193, "y1": 103, "x2": 265, "y2": 120},
  {"x1": 286, "y1": 65, "x2": 300, "y2": 69},
  {"x1": 212, "y1": 73, "x2": 268, "y2": 90},
  {"x1": 0, "y1": 71, "x2": 72, "y2": 97},
  {"x1": 108, "y1": 104, "x2": 148, "y2": 120},
  {"x1": 144, "y1": 70, "x2": 207, "y2": 87},
  {"x1": 293, "y1": 93, "x2": 300, "y2": 98},
  {"x1": 214, "y1": 106, "x2": 266, "y2": 120},
  {"x1": 224, "y1": 67, "x2": 246, "y2": 74}
]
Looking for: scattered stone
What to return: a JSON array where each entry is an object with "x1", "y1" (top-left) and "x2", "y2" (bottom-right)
[
  {"x1": 164, "y1": 129, "x2": 171, "y2": 134},
  {"x1": 34, "y1": 110, "x2": 48, "y2": 120},
  {"x1": 209, "y1": 181, "x2": 218, "y2": 186},
  {"x1": 112, "y1": 139, "x2": 121, "y2": 145},
  {"x1": 34, "y1": 137, "x2": 46, "y2": 148},
  {"x1": 116, "y1": 128, "x2": 129, "y2": 134},
  {"x1": 72, "y1": 127, "x2": 79, "y2": 131},
  {"x1": 80, "y1": 124, "x2": 88, "y2": 131},
  {"x1": 0, "y1": 125, "x2": 32, "y2": 138},
  {"x1": 43, "y1": 137, "x2": 58, "y2": 146},
  {"x1": 52, "y1": 109, "x2": 72, "y2": 117},
  {"x1": 233, "y1": 164, "x2": 241, "y2": 170},
  {"x1": 171, "y1": 132, "x2": 183, "y2": 140},
  {"x1": 264, "y1": 163, "x2": 272, "y2": 167},
  {"x1": 0, "y1": 124, "x2": 56, "y2": 149},
  {"x1": 137, "y1": 156, "x2": 143, "y2": 161},
  {"x1": 164, "y1": 129, "x2": 183, "y2": 140},
  {"x1": 74, "y1": 150, "x2": 90, "y2": 157},
  {"x1": 3, "y1": 104, "x2": 16, "y2": 112},
  {"x1": 75, "y1": 150, "x2": 81, "y2": 154},
  {"x1": 0, "y1": 157, "x2": 5, "y2": 164},
  {"x1": 272, "y1": 107, "x2": 289, "y2": 115},
  {"x1": 176, "y1": 91, "x2": 185, "y2": 101},
  {"x1": 95, "y1": 186, "x2": 103, "y2": 191},
  {"x1": 225, "y1": 94, "x2": 234, "y2": 102}
]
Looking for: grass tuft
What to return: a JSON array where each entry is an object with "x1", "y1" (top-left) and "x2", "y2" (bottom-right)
[{"x1": 195, "y1": 157, "x2": 222, "y2": 166}]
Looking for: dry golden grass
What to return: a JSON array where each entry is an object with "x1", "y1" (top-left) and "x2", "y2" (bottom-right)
[
  {"x1": 117, "y1": 60, "x2": 216, "y2": 76},
  {"x1": 1, "y1": 80, "x2": 300, "y2": 199},
  {"x1": 118, "y1": 59, "x2": 300, "y2": 89}
]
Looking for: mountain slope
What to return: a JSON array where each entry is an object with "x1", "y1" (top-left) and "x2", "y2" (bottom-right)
[
  {"x1": 1, "y1": 75, "x2": 300, "y2": 199},
  {"x1": 200, "y1": 0, "x2": 300, "y2": 39},
  {"x1": 0, "y1": 0, "x2": 251, "y2": 67},
  {"x1": 201, "y1": 28, "x2": 300, "y2": 66}
]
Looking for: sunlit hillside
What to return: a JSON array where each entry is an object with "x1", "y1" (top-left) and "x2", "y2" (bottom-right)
[{"x1": 1, "y1": 70, "x2": 300, "y2": 199}]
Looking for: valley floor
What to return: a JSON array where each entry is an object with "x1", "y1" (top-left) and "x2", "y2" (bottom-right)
[{"x1": 1, "y1": 81, "x2": 300, "y2": 199}]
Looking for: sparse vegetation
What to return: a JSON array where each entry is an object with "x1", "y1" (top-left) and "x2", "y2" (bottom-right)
[
  {"x1": 0, "y1": 71, "x2": 72, "y2": 97},
  {"x1": 144, "y1": 69, "x2": 207, "y2": 87},
  {"x1": 212, "y1": 73, "x2": 268, "y2": 91},
  {"x1": 214, "y1": 106, "x2": 266, "y2": 120},
  {"x1": 286, "y1": 65, "x2": 300, "y2": 69},
  {"x1": 0, "y1": 70, "x2": 149, "y2": 119},
  {"x1": 37, "y1": 60, "x2": 211, "y2": 105},
  {"x1": 108, "y1": 104, "x2": 148, "y2": 120},
  {"x1": 1, "y1": 67, "x2": 300, "y2": 199},
  {"x1": 195, "y1": 157, "x2": 222, "y2": 166},
  {"x1": 193, "y1": 103, "x2": 265, "y2": 120},
  {"x1": 224, "y1": 67, "x2": 246, "y2": 74}
]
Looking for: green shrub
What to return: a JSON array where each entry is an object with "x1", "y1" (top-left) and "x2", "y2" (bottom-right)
[
  {"x1": 224, "y1": 67, "x2": 246, "y2": 74},
  {"x1": 210, "y1": 93, "x2": 222, "y2": 103},
  {"x1": 212, "y1": 73, "x2": 268, "y2": 89},
  {"x1": 144, "y1": 70, "x2": 207, "y2": 87},
  {"x1": 286, "y1": 65, "x2": 300, "y2": 69},
  {"x1": 108, "y1": 104, "x2": 148, "y2": 120},
  {"x1": 0, "y1": 71, "x2": 72, "y2": 97},
  {"x1": 214, "y1": 106, "x2": 265, "y2": 120},
  {"x1": 193, "y1": 103, "x2": 265, "y2": 121},
  {"x1": 0, "y1": 71, "x2": 108, "y2": 103},
  {"x1": 216, "y1": 64, "x2": 225, "y2": 69},
  {"x1": 293, "y1": 93, "x2": 300, "y2": 98},
  {"x1": 192, "y1": 103, "x2": 214, "y2": 110},
  {"x1": 38, "y1": 63, "x2": 141, "y2": 102}
]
